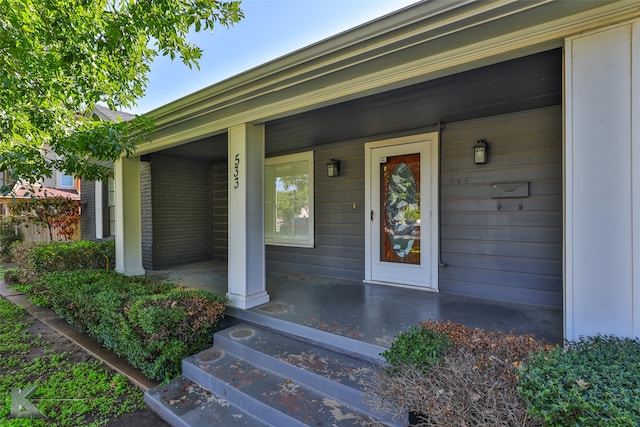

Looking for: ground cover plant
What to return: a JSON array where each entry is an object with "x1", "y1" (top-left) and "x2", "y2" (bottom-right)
[
  {"x1": 519, "y1": 335, "x2": 640, "y2": 426},
  {"x1": 366, "y1": 321, "x2": 552, "y2": 426},
  {"x1": 0, "y1": 296, "x2": 145, "y2": 426}
]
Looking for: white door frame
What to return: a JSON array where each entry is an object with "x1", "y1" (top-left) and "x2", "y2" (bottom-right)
[{"x1": 364, "y1": 132, "x2": 439, "y2": 290}]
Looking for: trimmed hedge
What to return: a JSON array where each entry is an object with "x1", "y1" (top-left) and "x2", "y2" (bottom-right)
[
  {"x1": 10, "y1": 240, "x2": 115, "y2": 283},
  {"x1": 43, "y1": 269, "x2": 227, "y2": 380},
  {"x1": 519, "y1": 335, "x2": 640, "y2": 426}
]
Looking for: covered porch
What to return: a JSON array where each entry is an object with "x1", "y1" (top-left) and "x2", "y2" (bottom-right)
[{"x1": 147, "y1": 261, "x2": 563, "y2": 349}]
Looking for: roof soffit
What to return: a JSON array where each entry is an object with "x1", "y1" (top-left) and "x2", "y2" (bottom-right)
[{"x1": 140, "y1": 0, "x2": 640, "y2": 154}]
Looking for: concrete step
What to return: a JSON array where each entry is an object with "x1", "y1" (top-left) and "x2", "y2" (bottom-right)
[
  {"x1": 182, "y1": 347, "x2": 389, "y2": 426},
  {"x1": 147, "y1": 322, "x2": 404, "y2": 426},
  {"x1": 145, "y1": 376, "x2": 268, "y2": 426},
  {"x1": 226, "y1": 306, "x2": 388, "y2": 364},
  {"x1": 213, "y1": 323, "x2": 383, "y2": 419}
]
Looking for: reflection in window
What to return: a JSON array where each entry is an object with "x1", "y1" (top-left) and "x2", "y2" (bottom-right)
[
  {"x1": 59, "y1": 173, "x2": 74, "y2": 188},
  {"x1": 265, "y1": 151, "x2": 314, "y2": 247}
]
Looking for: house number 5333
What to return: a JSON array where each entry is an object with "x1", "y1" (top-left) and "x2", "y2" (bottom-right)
[{"x1": 233, "y1": 153, "x2": 240, "y2": 189}]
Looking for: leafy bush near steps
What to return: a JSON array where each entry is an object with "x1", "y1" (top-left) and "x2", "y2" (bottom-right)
[
  {"x1": 518, "y1": 335, "x2": 640, "y2": 426},
  {"x1": 380, "y1": 325, "x2": 451, "y2": 373},
  {"x1": 43, "y1": 269, "x2": 227, "y2": 380},
  {"x1": 9, "y1": 240, "x2": 115, "y2": 284}
]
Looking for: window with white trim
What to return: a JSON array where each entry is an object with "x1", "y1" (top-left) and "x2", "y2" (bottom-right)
[
  {"x1": 264, "y1": 151, "x2": 314, "y2": 247},
  {"x1": 58, "y1": 172, "x2": 75, "y2": 188}
]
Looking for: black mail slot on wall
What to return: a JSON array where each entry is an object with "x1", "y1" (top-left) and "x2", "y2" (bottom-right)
[{"x1": 490, "y1": 182, "x2": 529, "y2": 198}]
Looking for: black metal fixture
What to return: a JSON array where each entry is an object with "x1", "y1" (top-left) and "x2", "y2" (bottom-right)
[
  {"x1": 474, "y1": 139, "x2": 488, "y2": 164},
  {"x1": 327, "y1": 159, "x2": 340, "y2": 177}
]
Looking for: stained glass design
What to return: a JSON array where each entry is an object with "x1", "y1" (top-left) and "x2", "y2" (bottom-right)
[{"x1": 381, "y1": 153, "x2": 421, "y2": 264}]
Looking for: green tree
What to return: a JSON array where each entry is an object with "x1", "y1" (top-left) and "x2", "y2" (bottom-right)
[{"x1": 0, "y1": 0, "x2": 243, "y2": 189}]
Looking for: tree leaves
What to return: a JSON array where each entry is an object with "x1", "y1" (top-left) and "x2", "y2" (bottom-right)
[{"x1": 0, "y1": 0, "x2": 243, "y2": 182}]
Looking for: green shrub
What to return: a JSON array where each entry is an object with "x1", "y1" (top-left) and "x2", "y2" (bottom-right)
[
  {"x1": 519, "y1": 335, "x2": 640, "y2": 426},
  {"x1": 43, "y1": 269, "x2": 227, "y2": 380},
  {"x1": 381, "y1": 325, "x2": 451, "y2": 372},
  {"x1": 0, "y1": 219, "x2": 21, "y2": 256},
  {"x1": 10, "y1": 240, "x2": 115, "y2": 283}
]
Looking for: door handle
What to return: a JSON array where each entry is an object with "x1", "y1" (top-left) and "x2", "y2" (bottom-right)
[{"x1": 371, "y1": 210, "x2": 374, "y2": 221}]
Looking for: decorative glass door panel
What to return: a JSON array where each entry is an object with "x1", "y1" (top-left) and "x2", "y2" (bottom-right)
[
  {"x1": 368, "y1": 137, "x2": 435, "y2": 290},
  {"x1": 380, "y1": 153, "x2": 421, "y2": 265}
]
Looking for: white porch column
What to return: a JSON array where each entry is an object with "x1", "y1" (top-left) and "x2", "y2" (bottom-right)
[
  {"x1": 227, "y1": 123, "x2": 269, "y2": 309},
  {"x1": 114, "y1": 156, "x2": 145, "y2": 276},
  {"x1": 565, "y1": 21, "x2": 640, "y2": 340}
]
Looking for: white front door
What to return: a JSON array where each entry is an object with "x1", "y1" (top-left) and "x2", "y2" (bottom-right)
[{"x1": 365, "y1": 133, "x2": 439, "y2": 289}]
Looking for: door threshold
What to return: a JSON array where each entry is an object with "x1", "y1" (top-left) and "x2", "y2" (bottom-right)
[{"x1": 363, "y1": 280, "x2": 439, "y2": 293}]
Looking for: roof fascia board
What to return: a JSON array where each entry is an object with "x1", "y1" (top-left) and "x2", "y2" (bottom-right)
[
  {"x1": 148, "y1": 0, "x2": 521, "y2": 124},
  {"x1": 138, "y1": 0, "x2": 640, "y2": 154}
]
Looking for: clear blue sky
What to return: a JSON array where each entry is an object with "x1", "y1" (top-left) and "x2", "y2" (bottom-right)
[{"x1": 127, "y1": 0, "x2": 418, "y2": 115}]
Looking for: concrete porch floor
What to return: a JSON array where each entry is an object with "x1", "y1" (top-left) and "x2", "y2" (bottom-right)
[{"x1": 147, "y1": 261, "x2": 563, "y2": 346}]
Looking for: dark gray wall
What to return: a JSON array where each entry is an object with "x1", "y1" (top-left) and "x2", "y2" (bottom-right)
[
  {"x1": 80, "y1": 179, "x2": 96, "y2": 240},
  {"x1": 150, "y1": 155, "x2": 212, "y2": 268},
  {"x1": 266, "y1": 140, "x2": 366, "y2": 280},
  {"x1": 141, "y1": 160, "x2": 153, "y2": 269},
  {"x1": 153, "y1": 49, "x2": 563, "y2": 306},
  {"x1": 439, "y1": 107, "x2": 562, "y2": 306},
  {"x1": 212, "y1": 162, "x2": 228, "y2": 262},
  {"x1": 261, "y1": 49, "x2": 563, "y2": 305},
  {"x1": 264, "y1": 106, "x2": 563, "y2": 306}
]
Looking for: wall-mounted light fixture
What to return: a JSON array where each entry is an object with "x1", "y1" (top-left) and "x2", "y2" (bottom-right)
[
  {"x1": 327, "y1": 159, "x2": 340, "y2": 177},
  {"x1": 474, "y1": 139, "x2": 488, "y2": 164}
]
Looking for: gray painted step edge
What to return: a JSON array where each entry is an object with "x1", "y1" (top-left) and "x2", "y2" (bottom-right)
[
  {"x1": 145, "y1": 376, "x2": 270, "y2": 427},
  {"x1": 182, "y1": 352, "x2": 357, "y2": 427},
  {"x1": 214, "y1": 324, "x2": 392, "y2": 424},
  {"x1": 226, "y1": 306, "x2": 388, "y2": 364}
]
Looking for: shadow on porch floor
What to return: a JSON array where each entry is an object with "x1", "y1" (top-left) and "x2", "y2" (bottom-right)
[{"x1": 146, "y1": 261, "x2": 563, "y2": 347}]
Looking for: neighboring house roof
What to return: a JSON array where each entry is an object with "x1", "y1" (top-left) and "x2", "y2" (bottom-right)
[
  {"x1": 93, "y1": 103, "x2": 136, "y2": 122},
  {"x1": 8, "y1": 185, "x2": 81, "y2": 201}
]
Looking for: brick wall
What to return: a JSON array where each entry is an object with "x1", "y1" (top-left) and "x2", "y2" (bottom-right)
[
  {"x1": 141, "y1": 160, "x2": 153, "y2": 269},
  {"x1": 80, "y1": 179, "x2": 96, "y2": 240},
  {"x1": 150, "y1": 155, "x2": 212, "y2": 268}
]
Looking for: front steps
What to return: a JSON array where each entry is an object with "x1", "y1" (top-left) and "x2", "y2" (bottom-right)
[{"x1": 146, "y1": 322, "x2": 403, "y2": 426}]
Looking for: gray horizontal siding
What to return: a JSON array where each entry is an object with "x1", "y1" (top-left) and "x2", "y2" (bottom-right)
[
  {"x1": 266, "y1": 139, "x2": 365, "y2": 280},
  {"x1": 439, "y1": 106, "x2": 562, "y2": 306}
]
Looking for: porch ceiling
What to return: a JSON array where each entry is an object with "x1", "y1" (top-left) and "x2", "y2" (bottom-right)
[{"x1": 157, "y1": 133, "x2": 227, "y2": 163}]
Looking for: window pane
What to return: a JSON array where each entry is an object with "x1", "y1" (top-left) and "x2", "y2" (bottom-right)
[
  {"x1": 265, "y1": 152, "x2": 313, "y2": 247},
  {"x1": 60, "y1": 174, "x2": 74, "y2": 187}
]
